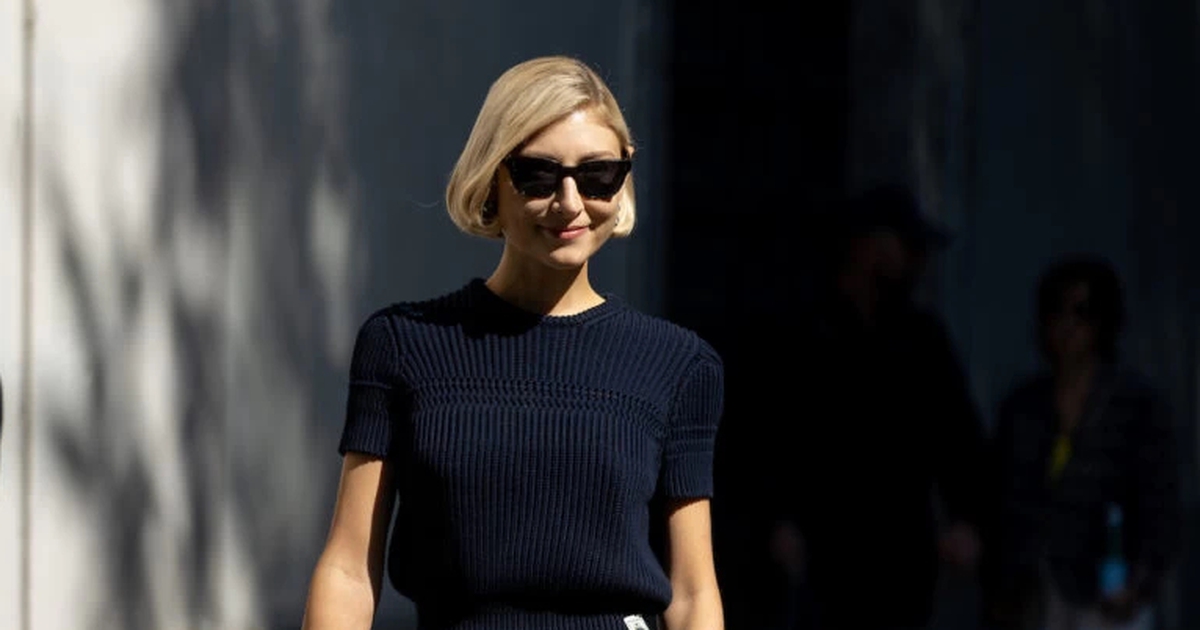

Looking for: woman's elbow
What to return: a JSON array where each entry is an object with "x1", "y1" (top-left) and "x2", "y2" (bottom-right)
[
  {"x1": 664, "y1": 585, "x2": 724, "y2": 630},
  {"x1": 302, "y1": 554, "x2": 379, "y2": 630}
]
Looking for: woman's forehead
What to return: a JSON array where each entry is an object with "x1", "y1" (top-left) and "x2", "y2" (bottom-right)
[{"x1": 520, "y1": 110, "x2": 622, "y2": 157}]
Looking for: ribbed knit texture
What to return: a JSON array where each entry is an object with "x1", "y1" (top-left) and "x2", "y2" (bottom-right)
[{"x1": 338, "y1": 279, "x2": 724, "y2": 630}]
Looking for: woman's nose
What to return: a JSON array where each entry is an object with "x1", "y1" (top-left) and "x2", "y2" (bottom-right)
[{"x1": 553, "y1": 176, "x2": 585, "y2": 214}]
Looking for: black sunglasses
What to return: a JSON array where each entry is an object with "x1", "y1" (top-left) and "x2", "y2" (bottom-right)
[{"x1": 503, "y1": 154, "x2": 632, "y2": 200}]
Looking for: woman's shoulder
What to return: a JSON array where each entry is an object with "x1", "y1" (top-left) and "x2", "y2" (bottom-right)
[
  {"x1": 382, "y1": 283, "x2": 478, "y2": 319},
  {"x1": 610, "y1": 306, "x2": 722, "y2": 367},
  {"x1": 354, "y1": 283, "x2": 477, "y2": 340}
]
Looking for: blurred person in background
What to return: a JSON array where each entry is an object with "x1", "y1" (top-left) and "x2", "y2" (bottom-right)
[
  {"x1": 762, "y1": 184, "x2": 989, "y2": 630},
  {"x1": 983, "y1": 254, "x2": 1180, "y2": 630},
  {"x1": 301, "y1": 56, "x2": 725, "y2": 630}
]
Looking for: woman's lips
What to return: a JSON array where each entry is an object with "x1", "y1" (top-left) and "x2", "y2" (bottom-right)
[{"x1": 545, "y1": 226, "x2": 588, "y2": 240}]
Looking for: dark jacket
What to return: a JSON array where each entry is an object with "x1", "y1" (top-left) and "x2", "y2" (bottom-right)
[
  {"x1": 987, "y1": 366, "x2": 1181, "y2": 606},
  {"x1": 764, "y1": 297, "x2": 989, "y2": 626}
]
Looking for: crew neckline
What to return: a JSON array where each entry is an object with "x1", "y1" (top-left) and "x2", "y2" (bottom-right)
[{"x1": 468, "y1": 278, "x2": 623, "y2": 326}]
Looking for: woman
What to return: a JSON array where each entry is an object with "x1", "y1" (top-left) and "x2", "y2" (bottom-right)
[
  {"x1": 301, "y1": 56, "x2": 725, "y2": 630},
  {"x1": 985, "y1": 255, "x2": 1179, "y2": 630}
]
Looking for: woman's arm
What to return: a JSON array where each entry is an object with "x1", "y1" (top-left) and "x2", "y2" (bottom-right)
[
  {"x1": 302, "y1": 452, "x2": 396, "y2": 630},
  {"x1": 662, "y1": 498, "x2": 723, "y2": 630}
]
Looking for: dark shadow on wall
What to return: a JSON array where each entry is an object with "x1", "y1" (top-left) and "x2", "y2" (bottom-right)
[
  {"x1": 166, "y1": 0, "x2": 362, "y2": 623},
  {"x1": 661, "y1": 4, "x2": 853, "y2": 629},
  {"x1": 42, "y1": 1, "x2": 230, "y2": 627},
  {"x1": 1120, "y1": 1, "x2": 1200, "y2": 625},
  {"x1": 159, "y1": 3, "x2": 231, "y2": 623},
  {"x1": 670, "y1": 2, "x2": 1200, "y2": 630},
  {"x1": 43, "y1": 172, "x2": 158, "y2": 630}
]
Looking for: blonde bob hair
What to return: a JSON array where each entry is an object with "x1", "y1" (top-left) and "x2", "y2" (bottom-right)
[{"x1": 446, "y1": 56, "x2": 636, "y2": 239}]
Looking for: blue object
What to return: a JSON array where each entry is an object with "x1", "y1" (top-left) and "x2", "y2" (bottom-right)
[{"x1": 1099, "y1": 503, "x2": 1127, "y2": 597}]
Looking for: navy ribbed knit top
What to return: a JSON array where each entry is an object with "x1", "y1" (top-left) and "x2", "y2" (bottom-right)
[{"x1": 338, "y1": 279, "x2": 725, "y2": 630}]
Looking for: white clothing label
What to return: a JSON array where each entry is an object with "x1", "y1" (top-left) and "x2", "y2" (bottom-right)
[{"x1": 623, "y1": 614, "x2": 650, "y2": 630}]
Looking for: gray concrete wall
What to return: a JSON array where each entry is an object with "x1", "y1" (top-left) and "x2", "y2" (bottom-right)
[{"x1": 0, "y1": 1, "x2": 668, "y2": 628}]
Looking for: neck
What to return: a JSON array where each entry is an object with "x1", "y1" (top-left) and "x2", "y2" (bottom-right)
[
  {"x1": 486, "y1": 248, "x2": 604, "y2": 316},
  {"x1": 836, "y1": 268, "x2": 878, "y2": 325},
  {"x1": 1055, "y1": 355, "x2": 1098, "y2": 392}
]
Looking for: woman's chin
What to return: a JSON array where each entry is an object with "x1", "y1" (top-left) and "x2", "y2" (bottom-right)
[
  {"x1": 541, "y1": 252, "x2": 590, "y2": 270},
  {"x1": 539, "y1": 242, "x2": 597, "y2": 270}
]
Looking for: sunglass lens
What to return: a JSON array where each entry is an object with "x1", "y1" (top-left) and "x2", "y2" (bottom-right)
[
  {"x1": 505, "y1": 156, "x2": 630, "y2": 199},
  {"x1": 574, "y1": 161, "x2": 630, "y2": 199},
  {"x1": 507, "y1": 157, "x2": 560, "y2": 198}
]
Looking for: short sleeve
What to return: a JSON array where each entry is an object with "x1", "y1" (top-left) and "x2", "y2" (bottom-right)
[
  {"x1": 338, "y1": 312, "x2": 401, "y2": 457},
  {"x1": 659, "y1": 340, "x2": 725, "y2": 499}
]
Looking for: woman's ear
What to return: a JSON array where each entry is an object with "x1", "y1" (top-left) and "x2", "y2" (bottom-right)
[{"x1": 482, "y1": 179, "x2": 499, "y2": 222}]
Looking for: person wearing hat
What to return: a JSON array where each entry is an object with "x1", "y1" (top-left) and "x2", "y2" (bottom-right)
[
  {"x1": 822, "y1": 184, "x2": 951, "y2": 311},
  {"x1": 759, "y1": 184, "x2": 990, "y2": 629}
]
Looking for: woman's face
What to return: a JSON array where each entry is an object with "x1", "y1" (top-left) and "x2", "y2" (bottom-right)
[
  {"x1": 1045, "y1": 282, "x2": 1098, "y2": 364},
  {"x1": 494, "y1": 109, "x2": 628, "y2": 271}
]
